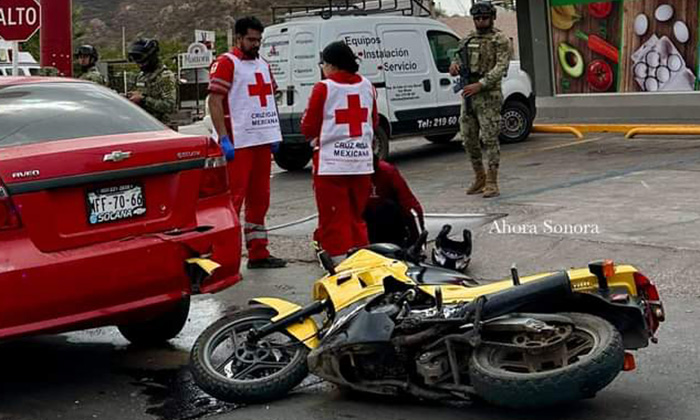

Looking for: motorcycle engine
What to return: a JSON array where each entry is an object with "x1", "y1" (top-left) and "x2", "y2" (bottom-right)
[
  {"x1": 348, "y1": 348, "x2": 409, "y2": 381},
  {"x1": 415, "y1": 351, "x2": 450, "y2": 385}
]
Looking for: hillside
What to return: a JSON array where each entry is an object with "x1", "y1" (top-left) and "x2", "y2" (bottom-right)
[{"x1": 75, "y1": 0, "x2": 306, "y2": 49}]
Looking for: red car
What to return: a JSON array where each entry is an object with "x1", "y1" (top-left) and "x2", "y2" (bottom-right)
[{"x1": 0, "y1": 77, "x2": 241, "y2": 344}]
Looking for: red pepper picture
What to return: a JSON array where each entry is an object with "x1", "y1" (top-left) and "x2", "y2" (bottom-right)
[
  {"x1": 576, "y1": 30, "x2": 619, "y2": 63},
  {"x1": 587, "y1": 59, "x2": 614, "y2": 91},
  {"x1": 588, "y1": 2, "x2": 613, "y2": 19}
]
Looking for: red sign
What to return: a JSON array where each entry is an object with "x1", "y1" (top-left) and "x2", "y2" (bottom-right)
[{"x1": 0, "y1": 0, "x2": 41, "y2": 42}]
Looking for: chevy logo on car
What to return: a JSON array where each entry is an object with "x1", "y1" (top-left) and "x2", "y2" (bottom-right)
[{"x1": 103, "y1": 151, "x2": 132, "y2": 162}]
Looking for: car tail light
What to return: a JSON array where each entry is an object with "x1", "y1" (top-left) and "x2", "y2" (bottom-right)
[
  {"x1": 623, "y1": 352, "x2": 636, "y2": 372},
  {"x1": 633, "y1": 271, "x2": 664, "y2": 336},
  {"x1": 199, "y1": 139, "x2": 229, "y2": 198},
  {"x1": 0, "y1": 182, "x2": 22, "y2": 230}
]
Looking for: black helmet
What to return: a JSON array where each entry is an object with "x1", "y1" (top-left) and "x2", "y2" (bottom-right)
[
  {"x1": 471, "y1": 1, "x2": 497, "y2": 19},
  {"x1": 128, "y1": 38, "x2": 160, "y2": 69},
  {"x1": 75, "y1": 44, "x2": 99, "y2": 62},
  {"x1": 431, "y1": 225, "x2": 472, "y2": 272}
]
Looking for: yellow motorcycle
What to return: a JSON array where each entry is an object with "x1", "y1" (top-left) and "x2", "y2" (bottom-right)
[{"x1": 190, "y1": 232, "x2": 664, "y2": 408}]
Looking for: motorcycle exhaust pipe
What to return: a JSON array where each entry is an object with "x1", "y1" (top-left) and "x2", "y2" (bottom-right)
[
  {"x1": 394, "y1": 272, "x2": 573, "y2": 347},
  {"x1": 478, "y1": 271, "x2": 573, "y2": 320}
]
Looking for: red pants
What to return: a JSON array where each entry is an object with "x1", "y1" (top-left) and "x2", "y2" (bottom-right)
[
  {"x1": 313, "y1": 174, "x2": 372, "y2": 257},
  {"x1": 227, "y1": 144, "x2": 272, "y2": 261}
]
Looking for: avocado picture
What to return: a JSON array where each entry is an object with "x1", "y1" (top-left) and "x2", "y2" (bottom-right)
[{"x1": 558, "y1": 42, "x2": 584, "y2": 78}]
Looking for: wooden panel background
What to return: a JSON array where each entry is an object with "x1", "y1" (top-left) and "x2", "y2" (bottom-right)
[
  {"x1": 551, "y1": 2, "x2": 623, "y2": 94},
  {"x1": 619, "y1": 0, "x2": 699, "y2": 92}
]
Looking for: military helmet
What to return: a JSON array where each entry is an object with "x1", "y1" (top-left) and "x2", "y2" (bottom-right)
[
  {"x1": 75, "y1": 44, "x2": 99, "y2": 61},
  {"x1": 128, "y1": 38, "x2": 160, "y2": 66},
  {"x1": 470, "y1": 1, "x2": 497, "y2": 19}
]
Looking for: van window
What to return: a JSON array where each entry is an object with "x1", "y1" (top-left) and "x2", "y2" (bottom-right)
[{"x1": 427, "y1": 31, "x2": 460, "y2": 74}]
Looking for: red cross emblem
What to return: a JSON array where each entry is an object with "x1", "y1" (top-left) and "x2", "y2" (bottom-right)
[
  {"x1": 248, "y1": 72, "x2": 273, "y2": 107},
  {"x1": 335, "y1": 94, "x2": 368, "y2": 138}
]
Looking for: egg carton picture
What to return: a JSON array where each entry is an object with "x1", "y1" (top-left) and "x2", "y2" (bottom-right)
[{"x1": 631, "y1": 35, "x2": 695, "y2": 92}]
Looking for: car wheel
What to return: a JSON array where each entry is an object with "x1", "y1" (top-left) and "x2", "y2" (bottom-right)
[
  {"x1": 499, "y1": 100, "x2": 532, "y2": 144},
  {"x1": 273, "y1": 143, "x2": 313, "y2": 171},
  {"x1": 118, "y1": 296, "x2": 190, "y2": 345},
  {"x1": 425, "y1": 132, "x2": 458, "y2": 144},
  {"x1": 374, "y1": 125, "x2": 389, "y2": 161}
]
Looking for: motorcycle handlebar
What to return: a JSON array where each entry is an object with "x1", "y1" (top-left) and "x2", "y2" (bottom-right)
[{"x1": 406, "y1": 230, "x2": 428, "y2": 264}]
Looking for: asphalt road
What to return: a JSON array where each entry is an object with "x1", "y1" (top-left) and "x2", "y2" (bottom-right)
[{"x1": 1, "y1": 133, "x2": 699, "y2": 420}]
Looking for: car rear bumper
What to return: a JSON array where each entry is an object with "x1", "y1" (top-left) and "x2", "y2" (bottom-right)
[{"x1": 0, "y1": 194, "x2": 242, "y2": 340}]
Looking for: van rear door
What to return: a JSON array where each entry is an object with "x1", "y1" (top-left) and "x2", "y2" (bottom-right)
[
  {"x1": 261, "y1": 29, "x2": 293, "y2": 133},
  {"x1": 262, "y1": 24, "x2": 321, "y2": 138}
]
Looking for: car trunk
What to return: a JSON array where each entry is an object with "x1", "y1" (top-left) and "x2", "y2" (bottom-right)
[{"x1": 0, "y1": 131, "x2": 209, "y2": 252}]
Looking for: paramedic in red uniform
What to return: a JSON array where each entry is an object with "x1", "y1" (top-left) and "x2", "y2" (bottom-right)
[
  {"x1": 364, "y1": 155, "x2": 425, "y2": 247},
  {"x1": 207, "y1": 16, "x2": 286, "y2": 269},
  {"x1": 301, "y1": 41, "x2": 379, "y2": 265}
]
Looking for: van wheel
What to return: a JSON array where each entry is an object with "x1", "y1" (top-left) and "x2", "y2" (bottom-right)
[
  {"x1": 374, "y1": 125, "x2": 389, "y2": 160},
  {"x1": 499, "y1": 100, "x2": 532, "y2": 144},
  {"x1": 274, "y1": 143, "x2": 312, "y2": 171},
  {"x1": 425, "y1": 132, "x2": 457, "y2": 144},
  {"x1": 118, "y1": 297, "x2": 190, "y2": 345}
]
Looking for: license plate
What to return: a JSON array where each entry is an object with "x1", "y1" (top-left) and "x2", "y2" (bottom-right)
[{"x1": 87, "y1": 184, "x2": 146, "y2": 225}]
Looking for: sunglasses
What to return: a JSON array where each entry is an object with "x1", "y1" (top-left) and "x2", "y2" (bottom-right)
[{"x1": 473, "y1": 15, "x2": 491, "y2": 21}]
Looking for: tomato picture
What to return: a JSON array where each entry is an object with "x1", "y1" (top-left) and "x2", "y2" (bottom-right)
[
  {"x1": 587, "y1": 59, "x2": 614, "y2": 91},
  {"x1": 588, "y1": 2, "x2": 613, "y2": 19}
]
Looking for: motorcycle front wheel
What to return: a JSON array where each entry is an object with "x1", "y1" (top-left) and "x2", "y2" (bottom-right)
[
  {"x1": 469, "y1": 312, "x2": 624, "y2": 409},
  {"x1": 190, "y1": 307, "x2": 310, "y2": 404}
]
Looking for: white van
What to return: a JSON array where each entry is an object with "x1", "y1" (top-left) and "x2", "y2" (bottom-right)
[
  {"x1": 0, "y1": 47, "x2": 40, "y2": 77},
  {"x1": 260, "y1": 2, "x2": 536, "y2": 170}
]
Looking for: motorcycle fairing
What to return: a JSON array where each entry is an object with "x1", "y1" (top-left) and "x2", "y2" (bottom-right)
[{"x1": 250, "y1": 297, "x2": 320, "y2": 348}]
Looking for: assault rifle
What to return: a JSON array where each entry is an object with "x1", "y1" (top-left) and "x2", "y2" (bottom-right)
[{"x1": 453, "y1": 45, "x2": 472, "y2": 113}]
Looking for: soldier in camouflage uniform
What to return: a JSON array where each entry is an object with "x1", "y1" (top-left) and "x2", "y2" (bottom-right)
[
  {"x1": 75, "y1": 45, "x2": 107, "y2": 86},
  {"x1": 37, "y1": 67, "x2": 60, "y2": 77},
  {"x1": 127, "y1": 38, "x2": 177, "y2": 125},
  {"x1": 449, "y1": 2, "x2": 511, "y2": 198}
]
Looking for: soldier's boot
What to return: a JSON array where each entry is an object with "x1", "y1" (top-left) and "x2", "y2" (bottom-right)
[
  {"x1": 466, "y1": 162, "x2": 486, "y2": 195},
  {"x1": 483, "y1": 166, "x2": 500, "y2": 198}
]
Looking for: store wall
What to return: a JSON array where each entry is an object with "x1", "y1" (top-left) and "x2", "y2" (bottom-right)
[
  {"x1": 550, "y1": 0, "x2": 698, "y2": 95},
  {"x1": 518, "y1": 0, "x2": 700, "y2": 122}
]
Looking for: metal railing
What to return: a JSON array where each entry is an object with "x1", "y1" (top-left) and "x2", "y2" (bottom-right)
[{"x1": 272, "y1": 0, "x2": 431, "y2": 24}]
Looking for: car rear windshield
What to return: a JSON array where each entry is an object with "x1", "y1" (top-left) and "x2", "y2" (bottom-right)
[{"x1": 0, "y1": 82, "x2": 166, "y2": 148}]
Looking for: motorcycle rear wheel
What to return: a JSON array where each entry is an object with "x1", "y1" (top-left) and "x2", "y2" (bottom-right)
[
  {"x1": 190, "y1": 307, "x2": 310, "y2": 404},
  {"x1": 469, "y1": 312, "x2": 624, "y2": 409}
]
